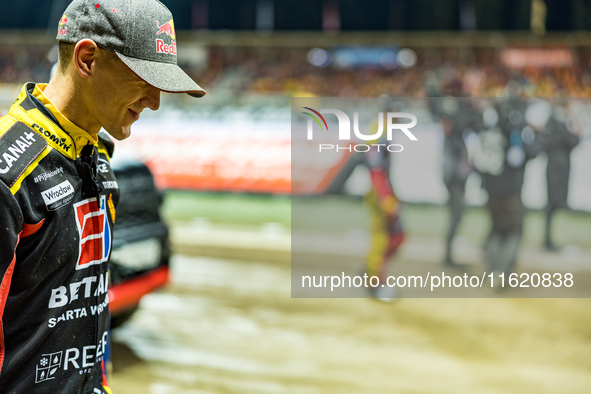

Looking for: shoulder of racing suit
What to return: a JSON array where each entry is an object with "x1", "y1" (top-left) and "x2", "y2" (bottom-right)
[
  {"x1": 0, "y1": 84, "x2": 116, "y2": 193},
  {"x1": 0, "y1": 116, "x2": 48, "y2": 189}
]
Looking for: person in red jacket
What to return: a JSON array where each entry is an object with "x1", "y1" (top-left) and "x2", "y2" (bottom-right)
[{"x1": 363, "y1": 112, "x2": 405, "y2": 301}]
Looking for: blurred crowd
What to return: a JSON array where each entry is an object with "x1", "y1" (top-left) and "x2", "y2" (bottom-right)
[
  {"x1": 4, "y1": 44, "x2": 591, "y2": 99},
  {"x1": 194, "y1": 47, "x2": 591, "y2": 98},
  {"x1": 0, "y1": 46, "x2": 53, "y2": 85},
  {"x1": 243, "y1": 61, "x2": 591, "y2": 98}
]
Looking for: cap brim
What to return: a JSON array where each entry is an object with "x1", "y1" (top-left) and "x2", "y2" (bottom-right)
[{"x1": 115, "y1": 52, "x2": 206, "y2": 98}]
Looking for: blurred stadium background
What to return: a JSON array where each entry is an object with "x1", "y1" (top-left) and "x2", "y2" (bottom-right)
[{"x1": 3, "y1": 0, "x2": 591, "y2": 392}]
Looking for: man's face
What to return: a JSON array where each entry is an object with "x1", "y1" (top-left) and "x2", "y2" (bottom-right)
[{"x1": 89, "y1": 48, "x2": 161, "y2": 140}]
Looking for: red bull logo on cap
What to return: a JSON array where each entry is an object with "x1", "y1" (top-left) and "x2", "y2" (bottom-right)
[
  {"x1": 58, "y1": 14, "x2": 69, "y2": 36},
  {"x1": 156, "y1": 39, "x2": 177, "y2": 55},
  {"x1": 156, "y1": 19, "x2": 175, "y2": 40},
  {"x1": 155, "y1": 19, "x2": 176, "y2": 55}
]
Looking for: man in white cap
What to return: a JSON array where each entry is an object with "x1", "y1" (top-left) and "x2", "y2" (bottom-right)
[{"x1": 0, "y1": 1, "x2": 204, "y2": 392}]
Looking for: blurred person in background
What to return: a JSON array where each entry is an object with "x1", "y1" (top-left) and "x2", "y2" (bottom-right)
[
  {"x1": 540, "y1": 102, "x2": 580, "y2": 251},
  {"x1": 0, "y1": 0, "x2": 204, "y2": 392},
  {"x1": 363, "y1": 104, "x2": 405, "y2": 301},
  {"x1": 474, "y1": 99, "x2": 543, "y2": 282},
  {"x1": 430, "y1": 78, "x2": 479, "y2": 267}
]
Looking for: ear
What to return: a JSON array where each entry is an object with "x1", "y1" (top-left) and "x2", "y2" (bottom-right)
[{"x1": 73, "y1": 39, "x2": 99, "y2": 78}]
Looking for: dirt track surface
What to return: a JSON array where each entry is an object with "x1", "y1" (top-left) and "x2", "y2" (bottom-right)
[{"x1": 110, "y1": 254, "x2": 591, "y2": 393}]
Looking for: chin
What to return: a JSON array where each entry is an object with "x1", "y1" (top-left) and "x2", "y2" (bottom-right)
[
  {"x1": 119, "y1": 129, "x2": 132, "y2": 140},
  {"x1": 104, "y1": 127, "x2": 131, "y2": 141}
]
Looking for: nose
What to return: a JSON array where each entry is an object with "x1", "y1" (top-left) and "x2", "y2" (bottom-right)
[{"x1": 142, "y1": 85, "x2": 161, "y2": 111}]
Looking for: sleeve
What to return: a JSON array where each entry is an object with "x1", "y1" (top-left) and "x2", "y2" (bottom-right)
[
  {"x1": 0, "y1": 181, "x2": 24, "y2": 335},
  {"x1": 560, "y1": 125, "x2": 580, "y2": 151},
  {"x1": 544, "y1": 118, "x2": 580, "y2": 152},
  {"x1": 369, "y1": 167, "x2": 393, "y2": 200},
  {"x1": 369, "y1": 167, "x2": 399, "y2": 216},
  {"x1": 522, "y1": 126, "x2": 543, "y2": 161}
]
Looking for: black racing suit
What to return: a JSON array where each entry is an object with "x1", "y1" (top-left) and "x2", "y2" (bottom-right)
[{"x1": 0, "y1": 83, "x2": 117, "y2": 393}]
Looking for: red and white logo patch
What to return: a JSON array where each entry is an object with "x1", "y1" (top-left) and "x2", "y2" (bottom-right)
[
  {"x1": 73, "y1": 196, "x2": 111, "y2": 270},
  {"x1": 58, "y1": 14, "x2": 68, "y2": 36}
]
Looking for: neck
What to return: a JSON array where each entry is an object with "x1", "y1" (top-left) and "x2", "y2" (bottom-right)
[{"x1": 43, "y1": 73, "x2": 101, "y2": 136}]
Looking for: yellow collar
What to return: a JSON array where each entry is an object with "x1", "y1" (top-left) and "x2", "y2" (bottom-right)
[{"x1": 9, "y1": 83, "x2": 97, "y2": 159}]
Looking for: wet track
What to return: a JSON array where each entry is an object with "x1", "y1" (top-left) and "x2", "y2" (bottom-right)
[{"x1": 110, "y1": 252, "x2": 591, "y2": 393}]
